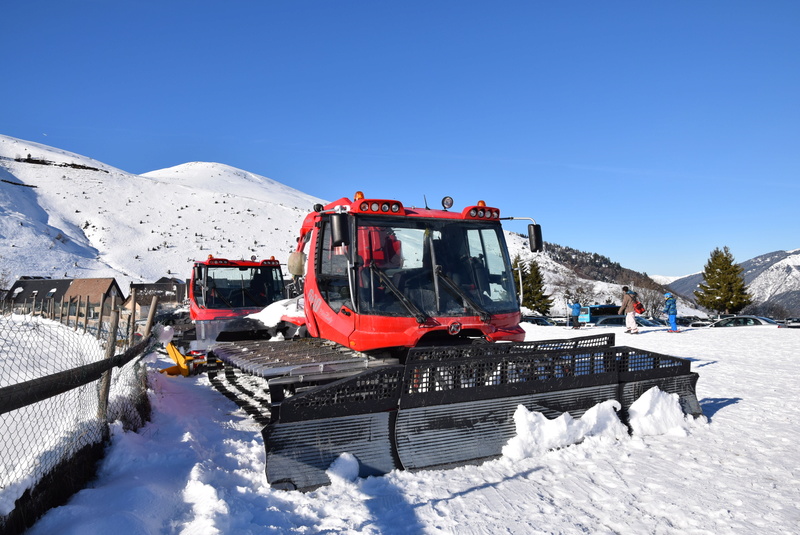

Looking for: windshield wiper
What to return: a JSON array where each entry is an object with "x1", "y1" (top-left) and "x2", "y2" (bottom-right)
[
  {"x1": 434, "y1": 266, "x2": 491, "y2": 322},
  {"x1": 368, "y1": 263, "x2": 430, "y2": 324}
]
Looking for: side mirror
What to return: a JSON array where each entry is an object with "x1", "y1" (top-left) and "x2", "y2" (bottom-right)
[
  {"x1": 193, "y1": 265, "x2": 204, "y2": 287},
  {"x1": 330, "y1": 213, "x2": 349, "y2": 247},
  {"x1": 528, "y1": 224, "x2": 543, "y2": 253}
]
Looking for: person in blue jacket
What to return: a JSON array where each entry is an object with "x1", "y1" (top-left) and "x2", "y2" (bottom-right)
[
  {"x1": 570, "y1": 301, "x2": 581, "y2": 329},
  {"x1": 663, "y1": 292, "x2": 678, "y2": 332}
]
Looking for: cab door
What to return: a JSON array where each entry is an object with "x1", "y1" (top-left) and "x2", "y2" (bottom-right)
[{"x1": 306, "y1": 217, "x2": 356, "y2": 346}]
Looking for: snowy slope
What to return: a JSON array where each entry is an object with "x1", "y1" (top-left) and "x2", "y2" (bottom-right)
[
  {"x1": 20, "y1": 324, "x2": 800, "y2": 535},
  {"x1": 0, "y1": 135, "x2": 552, "y2": 296},
  {"x1": 1, "y1": 134, "x2": 579, "y2": 306},
  {"x1": 742, "y1": 250, "x2": 800, "y2": 306},
  {"x1": 0, "y1": 135, "x2": 324, "y2": 289}
]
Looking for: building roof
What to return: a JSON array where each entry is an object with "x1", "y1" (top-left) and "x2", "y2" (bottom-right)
[
  {"x1": 5, "y1": 278, "x2": 73, "y2": 302},
  {"x1": 63, "y1": 278, "x2": 125, "y2": 302},
  {"x1": 4, "y1": 277, "x2": 127, "y2": 304}
]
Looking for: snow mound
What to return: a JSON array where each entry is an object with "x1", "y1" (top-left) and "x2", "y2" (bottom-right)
[
  {"x1": 247, "y1": 298, "x2": 303, "y2": 327},
  {"x1": 326, "y1": 453, "x2": 360, "y2": 486},
  {"x1": 627, "y1": 386, "x2": 696, "y2": 437},
  {"x1": 502, "y1": 400, "x2": 627, "y2": 461},
  {"x1": 502, "y1": 385, "x2": 703, "y2": 461}
]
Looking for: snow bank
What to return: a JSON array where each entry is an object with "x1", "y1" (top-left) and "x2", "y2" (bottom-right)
[
  {"x1": 502, "y1": 385, "x2": 704, "y2": 462},
  {"x1": 502, "y1": 400, "x2": 628, "y2": 461},
  {"x1": 326, "y1": 453, "x2": 361, "y2": 486},
  {"x1": 627, "y1": 386, "x2": 700, "y2": 436}
]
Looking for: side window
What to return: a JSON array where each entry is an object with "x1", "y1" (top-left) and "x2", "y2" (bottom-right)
[
  {"x1": 465, "y1": 228, "x2": 513, "y2": 302},
  {"x1": 317, "y1": 220, "x2": 350, "y2": 311},
  {"x1": 319, "y1": 221, "x2": 348, "y2": 276}
]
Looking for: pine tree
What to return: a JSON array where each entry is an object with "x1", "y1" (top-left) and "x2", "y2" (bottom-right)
[
  {"x1": 512, "y1": 256, "x2": 553, "y2": 315},
  {"x1": 694, "y1": 246, "x2": 752, "y2": 314}
]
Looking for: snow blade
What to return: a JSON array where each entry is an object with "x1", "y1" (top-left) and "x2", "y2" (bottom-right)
[
  {"x1": 254, "y1": 334, "x2": 702, "y2": 490},
  {"x1": 159, "y1": 342, "x2": 204, "y2": 376}
]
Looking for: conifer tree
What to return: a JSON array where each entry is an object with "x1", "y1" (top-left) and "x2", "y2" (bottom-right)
[
  {"x1": 694, "y1": 246, "x2": 752, "y2": 314},
  {"x1": 512, "y1": 256, "x2": 553, "y2": 315}
]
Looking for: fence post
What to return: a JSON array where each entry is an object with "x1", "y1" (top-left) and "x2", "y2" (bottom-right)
[
  {"x1": 97, "y1": 310, "x2": 120, "y2": 422},
  {"x1": 74, "y1": 296, "x2": 82, "y2": 331},
  {"x1": 83, "y1": 295, "x2": 90, "y2": 334},
  {"x1": 112, "y1": 294, "x2": 118, "y2": 339},
  {"x1": 144, "y1": 295, "x2": 159, "y2": 338},
  {"x1": 128, "y1": 287, "x2": 137, "y2": 347},
  {"x1": 96, "y1": 293, "x2": 107, "y2": 340}
]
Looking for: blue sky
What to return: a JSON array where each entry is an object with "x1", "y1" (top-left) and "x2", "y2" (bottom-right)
[{"x1": 3, "y1": 1, "x2": 798, "y2": 276}]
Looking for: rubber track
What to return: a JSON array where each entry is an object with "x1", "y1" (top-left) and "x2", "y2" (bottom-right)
[{"x1": 207, "y1": 338, "x2": 381, "y2": 425}]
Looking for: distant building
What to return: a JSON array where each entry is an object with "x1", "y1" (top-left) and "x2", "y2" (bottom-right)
[
  {"x1": 2, "y1": 277, "x2": 125, "y2": 316},
  {"x1": 4, "y1": 277, "x2": 73, "y2": 313},
  {"x1": 124, "y1": 277, "x2": 187, "y2": 319},
  {"x1": 63, "y1": 278, "x2": 126, "y2": 316}
]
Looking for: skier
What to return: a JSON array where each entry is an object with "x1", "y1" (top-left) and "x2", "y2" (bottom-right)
[
  {"x1": 663, "y1": 292, "x2": 679, "y2": 332},
  {"x1": 569, "y1": 301, "x2": 581, "y2": 329},
  {"x1": 618, "y1": 286, "x2": 639, "y2": 334}
]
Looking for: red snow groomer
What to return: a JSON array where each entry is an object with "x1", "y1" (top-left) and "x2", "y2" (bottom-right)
[
  {"x1": 188, "y1": 255, "x2": 286, "y2": 349},
  {"x1": 207, "y1": 192, "x2": 703, "y2": 490},
  {"x1": 162, "y1": 255, "x2": 287, "y2": 376}
]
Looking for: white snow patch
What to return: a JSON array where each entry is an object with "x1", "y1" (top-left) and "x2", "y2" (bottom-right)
[
  {"x1": 326, "y1": 453, "x2": 361, "y2": 486},
  {"x1": 627, "y1": 386, "x2": 697, "y2": 437},
  {"x1": 502, "y1": 400, "x2": 627, "y2": 461},
  {"x1": 247, "y1": 298, "x2": 303, "y2": 327}
]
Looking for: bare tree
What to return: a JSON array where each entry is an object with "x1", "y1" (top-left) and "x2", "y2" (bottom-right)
[
  {"x1": 555, "y1": 272, "x2": 598, "y2": 307},
  {"x1": 636, "y1": 287, "x2": 665, "y2": 318},
  {"x1": 0, "y1": 266, "x2": 10, "y2": 301}
]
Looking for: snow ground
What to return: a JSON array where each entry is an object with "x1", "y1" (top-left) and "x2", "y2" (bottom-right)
[{"x1": 23, "y1": 324, "x2": 800, "y2": 535}]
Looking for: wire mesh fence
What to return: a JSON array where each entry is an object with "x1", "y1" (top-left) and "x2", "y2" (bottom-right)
[
  {"x1": 1, "y1": 295, "x2": 123, "y2": 343},
  {"x1": 0, "y1": 307, "x2": 158, "y2": 534}
]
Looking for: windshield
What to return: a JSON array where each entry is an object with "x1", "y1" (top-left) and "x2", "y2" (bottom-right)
[
  {"x1": 350, "y1": 216, "x2": 518, "y2": 317},
  {"x1": 196, "y1": 265, "x2": 284, "y2": 309}
]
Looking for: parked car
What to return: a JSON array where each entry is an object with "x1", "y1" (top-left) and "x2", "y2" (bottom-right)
[
  {"x1": 521, "y1": 315, "x2": 555, "y2": 326},
  {"x1": 784, "y1": 317, "x2": 800, "y2": 328},
  {"x1": 707, "y1": 315, "x2": 782, "y2": 328},
  {"x1": 649, "y1": 316, "x2": 696, "y2": 326},
  {"x1": 593, "y1": 315, "x2": 662, "y2": 328}
]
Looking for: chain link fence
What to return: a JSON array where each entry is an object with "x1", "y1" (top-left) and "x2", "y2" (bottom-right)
[{"x1": 0, "y1": 307, "x2": 160, "y2": 535}]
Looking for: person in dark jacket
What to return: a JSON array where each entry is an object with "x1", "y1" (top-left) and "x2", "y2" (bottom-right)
[
  {"x1": 663, "y1": 292, "x2": 679, "y2": 332},
  {"x1": 618, "y1": 286, "x2": 639, "y2": 334},
  {"x1": 570, "y1": 301, "x2": 581, "y2": 329}
]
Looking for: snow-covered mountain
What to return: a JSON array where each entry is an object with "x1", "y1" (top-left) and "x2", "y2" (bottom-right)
[
  {"x1": 2, "y1": 134, "x2": 796, "y2": 316},
  {"x1": 0, "y1": 135, "x2": 324, "y2": 289}
]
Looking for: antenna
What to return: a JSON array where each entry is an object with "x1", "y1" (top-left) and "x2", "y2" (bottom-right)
[{"x1": 423, "y1": 195, "x2": 429, "y2": 209}]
